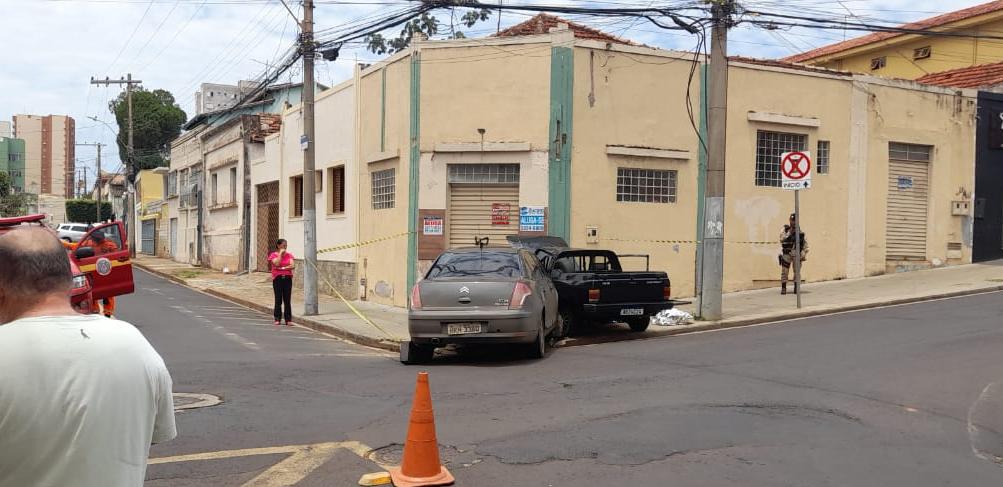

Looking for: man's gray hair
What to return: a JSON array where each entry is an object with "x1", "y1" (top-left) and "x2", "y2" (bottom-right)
[{"x1": 0, "y1": 227, "x2": 72, "y2": 297}]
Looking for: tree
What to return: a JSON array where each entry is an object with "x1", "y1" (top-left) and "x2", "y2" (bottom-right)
[
  {"x1": 65, "y1": 199, "x2": 113, "y2": 224},
  {"x1": 365, "y1": 6, "x2": 493, "y2": 55},
  {"x1": 0, "y1": 172, "x2": 32, "y2": 217},
  {"x1": 109, "y1": 88, "x2": 187, "y2": 172}
]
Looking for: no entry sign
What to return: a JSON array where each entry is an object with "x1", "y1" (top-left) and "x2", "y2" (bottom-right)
[{"x1": 781, "y1": 151, "x2": 812, "y2": 190}]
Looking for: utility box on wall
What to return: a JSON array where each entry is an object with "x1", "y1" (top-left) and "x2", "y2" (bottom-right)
[
  {"x1": 952, "y1": 200, "x2": 971, "y2": 216},
  {"x1": 585, "y1": 225, "x2": 599, "y2": 244}
]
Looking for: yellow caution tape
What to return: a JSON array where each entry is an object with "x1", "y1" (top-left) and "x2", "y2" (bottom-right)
[
  {"x1": 605, "y1": 238, "x2": 778, "y2": 246},
  {"x1": 317, "y1": 232, "x2": 411, "y2": 255},
  {"x1": 305, "y1": 258, "x2": 396, "y2": 340}
]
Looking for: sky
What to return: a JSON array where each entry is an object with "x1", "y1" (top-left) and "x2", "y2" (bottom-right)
[{"x1": 0, "y1": 0, "x2": 991, "y2": 187}]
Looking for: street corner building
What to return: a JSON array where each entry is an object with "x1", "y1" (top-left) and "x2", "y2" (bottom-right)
[{"x1": 163, "y1": 14, "x2": 987, "y2": 309}]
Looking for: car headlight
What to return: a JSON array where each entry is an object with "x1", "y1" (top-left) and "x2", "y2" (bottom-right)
[{"x1": 72, "y1": 275, "x2": 89, "y2": 290}]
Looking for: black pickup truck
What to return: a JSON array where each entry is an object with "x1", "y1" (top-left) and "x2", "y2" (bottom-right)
[{"x1": 508, "y1": 236, "x2": 677, "y2": 335}]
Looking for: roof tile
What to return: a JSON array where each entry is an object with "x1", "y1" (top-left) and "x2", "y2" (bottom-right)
[
  {"x1": 494, "y1": 13, "x2": 634, "y2": 45},
  {"x1": 916, "y1": 61, "x2": 1003, "y2": 88}
]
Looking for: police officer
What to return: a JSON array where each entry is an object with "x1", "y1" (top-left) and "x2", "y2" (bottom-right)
[{"x1": 779, "y1": 213, "x2": 807, "y2": 295}]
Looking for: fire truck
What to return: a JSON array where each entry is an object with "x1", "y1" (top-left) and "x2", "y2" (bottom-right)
[{"x1": 0, "y1": 214, "x2": 134, "y2": 314}]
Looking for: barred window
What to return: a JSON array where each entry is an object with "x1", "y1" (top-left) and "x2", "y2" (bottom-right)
[
  {"x1": 616, "y1": 168, "x2": 677, "y2": 203},
  {"x1": 447, "y1": 164, "x2": 519, "y2": 183},
  {"x1": 817, "y1": 140, "x2": 830, "y2": 174},
  {"x1": 756, "y1": 130, "x2": 807, "y2": 187},
  {"x1": 889, "y1": 142, "x2": 931, "y2": 162},
  {"x1": 167, "y1": 171, "x2": 177, "y2": 197},
  {"x1": 372, "y1": 168, "x2": 395, "y2": 210}
]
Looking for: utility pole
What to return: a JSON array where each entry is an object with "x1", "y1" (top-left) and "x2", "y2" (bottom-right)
[
  {"x1": 77, "y1": 142, "x2": 105, "y2": 222},
  {"x1": 697, "y1": 0, "x2": 733, "y2": 320},
  {"x1": 90, "y1": 74, "x2": 141, "y2": 255},
  {"x1": 301, "y1": 0, "x2": 319, "y2": 315}
]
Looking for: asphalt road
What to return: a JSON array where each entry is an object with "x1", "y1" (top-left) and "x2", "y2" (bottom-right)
[{"x1": 132, "y1": 269, "x2": 1003, "y2": 486}]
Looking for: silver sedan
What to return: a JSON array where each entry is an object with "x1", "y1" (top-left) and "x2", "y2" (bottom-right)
[{"x1": 402, "y1": 247, "x2": 562, "y2": 364}]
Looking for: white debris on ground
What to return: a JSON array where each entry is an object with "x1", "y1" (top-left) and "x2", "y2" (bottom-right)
[{"x1": 652, "y1": 308, "x2": 694, "y2": 326}]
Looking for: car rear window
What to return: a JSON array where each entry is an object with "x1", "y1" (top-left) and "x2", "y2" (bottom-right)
[{"x1": 428, "y1": 251, "x2": 523, "y2": 279}]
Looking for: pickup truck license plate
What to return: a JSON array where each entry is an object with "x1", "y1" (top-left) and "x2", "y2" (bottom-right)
[
  {"x1": 620, "y1": 308, "x2": 644, "y2": 316},
  {"x1": 447, "y1": 323, "x2": 482, "y2": 335}
]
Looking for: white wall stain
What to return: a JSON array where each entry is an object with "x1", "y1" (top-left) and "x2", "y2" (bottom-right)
[{"x1": 734, "y1": 196, "x2": 781, "y2": 256}]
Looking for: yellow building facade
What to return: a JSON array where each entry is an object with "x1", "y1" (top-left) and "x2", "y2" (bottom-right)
[{"x1": 785, "y1": 2, "x2": 1003, "y2": 80}]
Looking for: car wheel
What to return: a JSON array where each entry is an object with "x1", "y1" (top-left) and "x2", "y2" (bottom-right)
[
  {"x1": 627, "y1": 316, "x2": 650, "y2": 333},
  {"x1": 400, "y1": 341, "x2": 434, "y2": 364},
  {"x1": 527, "y1": 319, "x2": 547, "y2": 359}
]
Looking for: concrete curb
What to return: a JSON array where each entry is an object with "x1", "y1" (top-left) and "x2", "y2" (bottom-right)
[
  {"x1": 134, "y1": 263, "x2": 402, "y2": 353},
  {"x1": 137, "y1": 261, "x2": 1003, "y2": 353}
]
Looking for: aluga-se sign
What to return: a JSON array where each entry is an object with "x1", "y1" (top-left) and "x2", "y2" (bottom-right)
[{"x1": 781, "y1": 151, "x2": 812, "y2": 190}]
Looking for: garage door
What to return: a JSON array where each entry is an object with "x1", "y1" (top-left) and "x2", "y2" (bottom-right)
[
  {"x1": 886, "y1": 144, "x2": 931, "y2": 261},
  {"x1": 449, "y1": 184, "x2": 520, "y2": 248}
]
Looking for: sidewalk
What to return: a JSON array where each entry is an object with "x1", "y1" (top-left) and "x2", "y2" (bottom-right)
[
  {"x1": 134, "y1": 254, "x2": 1003, "y2": 352},
  {"x1": 133, "y1": 255, "x2": 408, "y2": 351}
]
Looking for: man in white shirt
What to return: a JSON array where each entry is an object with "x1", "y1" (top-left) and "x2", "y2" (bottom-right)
[{"x1": 0, "y1": 227, "x2": 177, "y2": 487}]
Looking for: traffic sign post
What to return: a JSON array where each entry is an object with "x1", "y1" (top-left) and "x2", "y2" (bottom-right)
[{"x1": 781, "y1": 151, "x2": 812, "y2": 309}]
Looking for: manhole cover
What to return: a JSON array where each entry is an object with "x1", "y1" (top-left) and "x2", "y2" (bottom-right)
[
  {"x1": 173, "y1": 392, "x2": 222, "y2": 411},
  {"x1": 370, "y1": 443, "x2": 482, "y2": 468}
]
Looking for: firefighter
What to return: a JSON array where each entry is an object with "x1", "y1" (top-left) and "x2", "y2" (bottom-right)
[{"x1": 779, "y1": 213, "x2": 807, "y2": 295}]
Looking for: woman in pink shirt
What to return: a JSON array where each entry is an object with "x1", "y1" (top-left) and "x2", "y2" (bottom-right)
[{"x1": 268, "y1": 239, "x2": 295, "y2": 326}]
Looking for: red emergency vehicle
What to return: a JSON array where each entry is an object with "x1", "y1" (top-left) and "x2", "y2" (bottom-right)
[{"x1": 0, "y1": 214, "x2": 134, "y2": 314}]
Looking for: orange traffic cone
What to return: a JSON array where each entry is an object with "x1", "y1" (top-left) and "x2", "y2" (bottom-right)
[{"x1": 389, "y1": 372, "x2": 455, "y2": 487}]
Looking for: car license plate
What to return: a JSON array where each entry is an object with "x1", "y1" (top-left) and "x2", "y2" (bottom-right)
[
  {"x1": 447, "y1": 323, "x2": 482, "y2": 335},
  {"x1": 620, "y1": 308, "x2": 644, "y2": 316}
]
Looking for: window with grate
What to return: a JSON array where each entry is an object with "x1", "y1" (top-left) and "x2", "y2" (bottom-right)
[
  {"x1": 870, "y1": 56, "x2": 887, "y2": 70},
  {"x1": 817, "y1": 140, "x2": 830, "y2": 174},
  {"x1": 616, "y1": 168, "x2": 677, "y2": 203},
  {"x1": 291, "y1": 175, "x2": 304, "y2": 217},
  {"x1": 889, "y1": 142, "x2": 932, "y2": 162},
  {"x1": 167, "y1": 171, "x2": 177, "y2": 197},
  {"x1": 211, "y1": 173, "x2": 219, "y2": 206},
  {"x1": 447, "y1": 164, "x2": 520, "y2": 183},
  {"x1": 372, "y1": 168, "x2": 395, "y2": 210},
  {"x1": 756, "y1": 130, "x2": 807, "y2": 187},
  {"x1": 913, "y1": 46, "x2": 931, "y2": 60},
  {"x1": 329, "y1": 166, "x2": 345, "y2": 214}
]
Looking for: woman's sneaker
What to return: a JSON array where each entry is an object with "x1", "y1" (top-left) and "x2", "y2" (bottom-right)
[{"x1": 273, "y1": 320, "x2": 281, "y2": 326}]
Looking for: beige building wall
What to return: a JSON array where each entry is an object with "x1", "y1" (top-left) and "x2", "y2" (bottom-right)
[
  {"x1": 856, "y1": 79, "x2": 977, "y2": 275},
  {"x1": 167, "y1": 128, "x2": 204, "y2": 264},
  {"x1": 203, "y1": 120, "x2": 245, "y2": 272},
  {"x1": 569, "y1": 42, "x2": 704, "y2": 295},
  {"x1": 357, "y1": 54, "x2": 412, "y2": 306},
  {"x1": 273, "y1": 80, "x2": 359, "y2": 297},
  {"x1": 252, "y1": 133, "x2": 282, "y2": 268}
]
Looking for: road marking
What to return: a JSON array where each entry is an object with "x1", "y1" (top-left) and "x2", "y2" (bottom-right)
[
  {"x1": 173, "y1": 393, "x2": 223, "y2": 411},
  {"x1": 223, "y1": 332, "x2": 261, "y2": 351},
  {"x1": 149, "y1": 441, "x2": 391, "y2": 487},
  {"x1": 968, "y1": 382, "x2": 1003, "y2": 464}
]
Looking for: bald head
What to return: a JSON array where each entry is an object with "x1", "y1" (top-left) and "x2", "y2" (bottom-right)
[{"x1": 0, "y1": 227, "x2": 72, "y2": 300}]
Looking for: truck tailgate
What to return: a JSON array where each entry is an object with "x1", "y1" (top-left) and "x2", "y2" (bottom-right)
[{"x1": 590, "y1": 272, "x2": 668, "y2": 303}]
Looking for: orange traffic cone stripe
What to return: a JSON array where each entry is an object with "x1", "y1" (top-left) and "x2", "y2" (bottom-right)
[{"x1": 389, "y1": 372, "x2": 455, "y2": 487}]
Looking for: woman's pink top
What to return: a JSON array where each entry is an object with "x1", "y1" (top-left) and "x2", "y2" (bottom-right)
[{"x1": 268, "y1": 251, "x2": 295, "y2": 279}]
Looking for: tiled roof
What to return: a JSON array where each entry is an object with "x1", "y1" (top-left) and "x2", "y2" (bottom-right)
[
  {"x1": 494, "y1": 13, "x2": 634, "y2": 45},
  {"x1": 250, "y1": 113, "x2": 282, "y2": 142},
  {"x1": 730, "y1": 56, "x2": 852, "y2": 76},
  {"x1": 916, "y1": 61, "x2": 1003, "y2": 88},
  {"x1": 783, "y1": 1, "x2": 1003, "y2": 63}
]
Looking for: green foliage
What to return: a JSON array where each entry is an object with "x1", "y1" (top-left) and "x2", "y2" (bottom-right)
[
  {"x1": 65, "y1": 199, "x2": 114, "y2": 224},
  {"x1": 0, "y1": 172, "x2": 33, "y2": 217},
  {"x1": 365, "y1": 7, "x2": 493, "y2": 55},
  {"x1": 109, "y1": 88, "x2": 187, "y2": 172}
]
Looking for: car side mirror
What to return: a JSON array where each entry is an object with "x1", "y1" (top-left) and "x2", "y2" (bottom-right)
[
  {"x1": 550, "y1": 270, "x2": 562, "y2": 279},
  {"x1": 75, "y1": 247, "x2": 95, "y2": 259}
]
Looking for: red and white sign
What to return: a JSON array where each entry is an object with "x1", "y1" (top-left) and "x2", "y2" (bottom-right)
[
  {"x1": 491, "y1": 203, "x2": 511, "y2": 225},
  {"x1": 781, "y1": 151, "x2": 812, "y2": 190}
]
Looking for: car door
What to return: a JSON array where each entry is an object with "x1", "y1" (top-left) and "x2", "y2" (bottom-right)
[
  {"x1": 74, "y1": 221, "x2": 135, "y2": 300},
  {"x1": 523, "y1": 251, "x2": 558, "y2": 328}
]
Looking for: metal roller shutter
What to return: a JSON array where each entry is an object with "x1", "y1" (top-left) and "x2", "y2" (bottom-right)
[
  {"x1": 448, "y1": 184, "x2": 520, "y2": 248},
  {"x1": 140, "y1": 220, "x2": 156, "y2": 255},
  {"x1": 886, "y1": 159, "x2": 930, "y2": 260}
]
